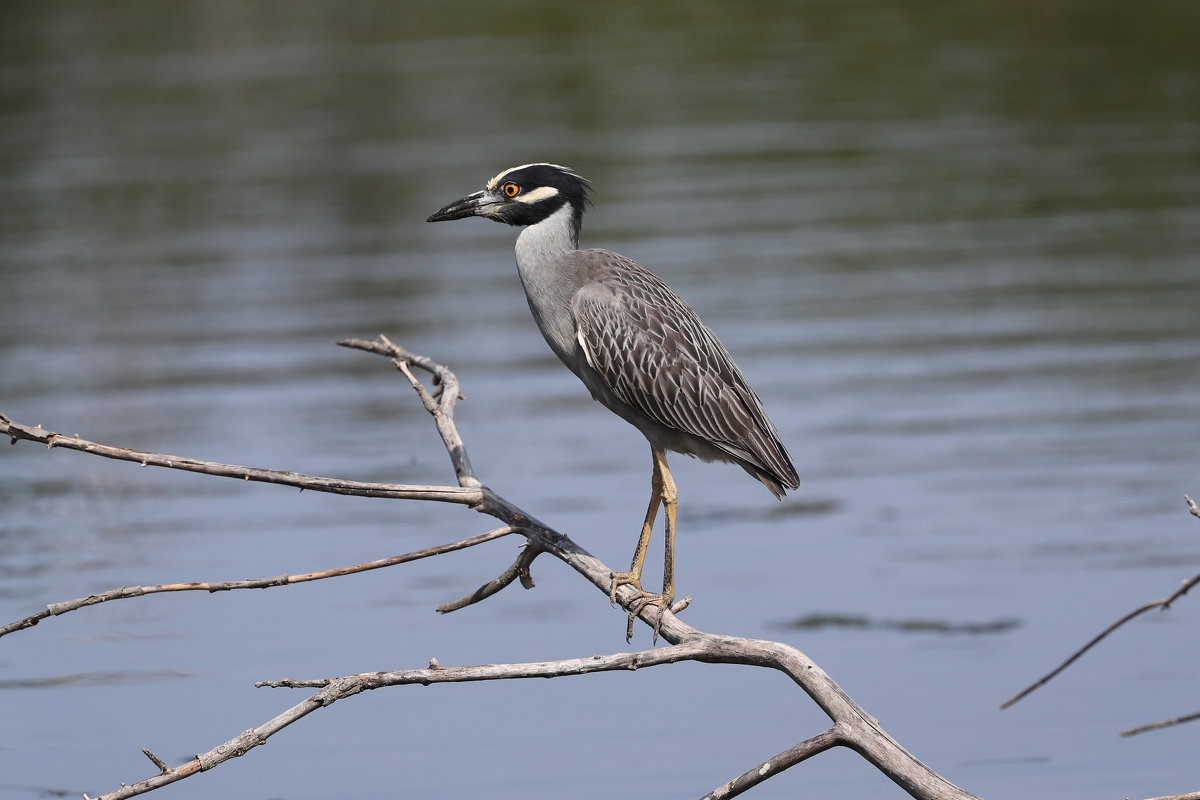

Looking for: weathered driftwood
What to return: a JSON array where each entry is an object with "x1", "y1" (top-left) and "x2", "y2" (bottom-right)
[{"x1": 1, "y1": 336, "x2": 979, "y2": 800}]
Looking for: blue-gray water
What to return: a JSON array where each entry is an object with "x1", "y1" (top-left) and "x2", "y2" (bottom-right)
[{"x1": 2, "y1": 2, "x2": 1199, "y2": 798}]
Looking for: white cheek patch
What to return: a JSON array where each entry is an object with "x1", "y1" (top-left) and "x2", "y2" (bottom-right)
[{"x1": 514, "y1": 185, "x2": 561, "y2": 204}]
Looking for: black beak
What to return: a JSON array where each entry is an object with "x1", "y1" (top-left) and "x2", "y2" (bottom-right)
[{"x1": 426, "y1": 190, "x2": 489, "y2": 222}]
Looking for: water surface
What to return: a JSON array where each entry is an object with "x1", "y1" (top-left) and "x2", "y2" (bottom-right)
[{"x1": 1, "y1": 2, "x2": 1198, "y2": 799}]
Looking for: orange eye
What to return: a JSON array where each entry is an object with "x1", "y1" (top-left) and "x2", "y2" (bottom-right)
[{"x1": 502, "y1": 182, "x2": 521, "y2": 198}]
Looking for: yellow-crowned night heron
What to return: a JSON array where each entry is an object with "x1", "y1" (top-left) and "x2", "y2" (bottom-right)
[{"x1": 428, "y1": 163, "x2": 799, "y2": 635}]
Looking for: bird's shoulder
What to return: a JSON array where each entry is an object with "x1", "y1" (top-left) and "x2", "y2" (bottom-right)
[
  {"x1": 566, "y1": 250, "x2": 715, "y2": 357},
  {"x1": 560, "y1": 253, "x2": 795, "y2": 490},
  {"x1": 566, "y1": 248, "x2": 749, "y2": 402},
  {"x1": 565, "y1": 248, "x2": 705, "y2": 325},
  {"x1": 563, "y1": 249, "x2": 674, "y2": 298}
]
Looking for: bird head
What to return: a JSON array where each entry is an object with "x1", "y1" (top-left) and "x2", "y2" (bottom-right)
[{"x1": 426, "y1": 163, "x2": 592, "y2": 231}]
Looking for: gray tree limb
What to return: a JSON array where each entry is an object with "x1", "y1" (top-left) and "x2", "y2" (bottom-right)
[
  {"x1": 2, "y1": 337, "x2": 979, "y2": 800},
  {"x1": 0, "y1": 526, "x2": 518, "y2": 639}
]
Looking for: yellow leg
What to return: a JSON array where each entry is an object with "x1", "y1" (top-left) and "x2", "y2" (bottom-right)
[
  {"x1": 609, "y1": 446, "x2": 664, "y2": 604},
  {"x1": 659, "y1": 449, "x2": 678, "y2": 610},
  {"x1": 610, "y1": 447, "x2": 681, "y2": 641}
]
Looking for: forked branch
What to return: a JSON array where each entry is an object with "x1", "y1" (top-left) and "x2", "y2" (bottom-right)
[{"x1": 2, "y1": 337, "x2": 979, "y2": 800}]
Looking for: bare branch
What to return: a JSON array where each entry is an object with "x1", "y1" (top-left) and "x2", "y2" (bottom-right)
[
  {"x1": 84, "y1": 677, "x2": 366, "y2": 800},
  {"x1": 1003, "y1": 495, "x2": 1200, "y2": 709},
  {"x1": 89, "y1": 648, "x2": 718, "y2": 800},
  {"x1": 140, "y1": 750, "x2": 170, "y2": 775},
  {"x1": 4, "y1": 339, "x2": 981, "y2": 800},
  {"x1": 338, "y1": 335, "x2": 479, "y2": 488},
  {"x1": 701, "y1": 727, "x2": 844, "y2": 799},
  {"x1": 0, "y1": 413, "x2": 480, "y2": 505},
  {"x1": 436, "y1": 542, "x2": 542, "y2": 613},
  {"x1": 1002, "y1": 593, "x2": 1182, "y2": 709},
  {"x1": 0, "y1": 527, "x2": 519, "y2": 639},
  {"x1": 88, "y1": 639, "x2": 977, "y2": 800},
  {"x1": 259, "y1": 640, "x2": 715, "y2": 688},
  {"x1": 1121, "y1": 710, "x2": 1200, "y2": 737}
]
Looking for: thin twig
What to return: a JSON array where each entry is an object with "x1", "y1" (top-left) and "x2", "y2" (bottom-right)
[
  {"x1": 436, "y1": 542, "x2": 542, "y2": 613},
  {"x1": 1002, "y1": 594, "x2": 1183, "y2": 709},
  {"x1": 87, "y1": 646, "x2": 715, "y2": 799},
  {"x1": 1121, "y1": 709, "x2": 1200, "y2": 737},
  {"x1": 1003, "y1": 495, "x2": 1200, "y2": 709},
  {"x1": 259, "y1": 640, "x2": 715, "y2": 689},
  {"x1": 141, "y1": 750, "x2": 170, "y2": 775},
  {"x1": 0, "y1": 527, "x2": 518, "y2": 639},
  {"x1": 339, "y1": 336, "x2": 479, "y2": 488},
  {"x1": 701, "y1": 727, "x2": 844, "y2": 799},
  {"x1": 84, "y1": 677, "x2": 368, "y2": 800},
  {"x1": 0, "y1": 414, "x2": 480, "y2": 505}
]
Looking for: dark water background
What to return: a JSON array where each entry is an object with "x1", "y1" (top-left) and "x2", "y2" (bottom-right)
[{"x1": 1, "y1": 2, "x2": 1198, "y2": 798}]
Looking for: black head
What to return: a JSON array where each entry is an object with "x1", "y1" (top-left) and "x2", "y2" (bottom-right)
[{"x1": 426, "y1": 163, "x2": 592, "y2": 237}]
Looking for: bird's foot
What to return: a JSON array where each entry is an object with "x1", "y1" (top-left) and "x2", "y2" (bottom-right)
[
  {"x1": 610, "y1": 580, "x2": 675, "y2": 644},
  {"x1": 628, "y1": 592, "x2": 686, "y2": 647},
  {"x1": 609, "y1": 570, "x2": 642, "y2": 606},
  {"x1": 610, "y1": 572, "x2": 692, "y2": 642},
  {"x1": 627, "y1": 591, "x2": 670, "y2": 643}
]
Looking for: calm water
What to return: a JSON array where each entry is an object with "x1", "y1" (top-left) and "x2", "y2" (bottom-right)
[{"x1": 2, "y1": 2, "x2": 1199, "y2": 799}]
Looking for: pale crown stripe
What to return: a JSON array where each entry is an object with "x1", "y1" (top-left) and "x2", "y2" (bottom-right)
[{"x1": 487, "y1": 162, "x2": 578, "y2": 190}]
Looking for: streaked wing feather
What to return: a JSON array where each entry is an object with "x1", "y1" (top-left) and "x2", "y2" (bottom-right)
[{"x1": 569, "y1": 250, "x2": 797, "y2": 488}]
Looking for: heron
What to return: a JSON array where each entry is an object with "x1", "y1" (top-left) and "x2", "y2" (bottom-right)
[{"x1": 428, "y1": 163, "x2": 798, "y2": 638}]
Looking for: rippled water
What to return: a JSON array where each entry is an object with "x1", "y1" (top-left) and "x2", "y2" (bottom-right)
[{"x1": 2, "y1": 2, "x2": 1199, "y2": 799}]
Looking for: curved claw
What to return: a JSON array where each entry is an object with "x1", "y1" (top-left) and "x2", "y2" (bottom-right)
[
  {"x1": 608, "y1": 570, "x2": 644, "y2": 607},
  {"x1": 618, "y1": 589, "x2": 677, "y2": 644}
]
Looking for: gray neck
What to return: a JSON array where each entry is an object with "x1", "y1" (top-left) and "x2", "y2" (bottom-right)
[
  {"x1": 515, "y1": 203, "x2": 579, "y2": 271},
  {"x1": 512, "y1": 202, "x2": 584, "y2": 367}
]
